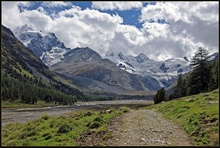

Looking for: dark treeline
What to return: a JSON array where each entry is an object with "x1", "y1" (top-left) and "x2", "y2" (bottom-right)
[{"x1": 1, "y1": 76, "x2": 76, "y2": 105}]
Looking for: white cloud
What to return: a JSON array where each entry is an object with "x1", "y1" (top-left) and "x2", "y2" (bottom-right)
[
  {"x1": 2, "y1": 1, "x2": 24, "y2": 30},
  {"x1": 1, "y1": 1, "x2": 219, "y2": 61},
  {"x1": 49, "y1": 7, "x2": 124, "y2": 55},
  {"x1": 140, "y1": 2, "x2": 218, "y2": 23},
  {"x1": 91, "y1": 2, "x2": 143, "y2": 11},
  {"x1": 117, "y1": 25, "x2": 145, "y2": 46},
  {"x1": 139, "y1": 1, "x2": 219, "y2": 60},
  {"x1": 41, "y1": 1, "x2": 72, "y2": 8}
]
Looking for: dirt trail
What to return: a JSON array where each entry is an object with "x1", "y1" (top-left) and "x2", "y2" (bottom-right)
[{"x1": 106, "y1": 109, "x2": 192, "y2": 146}]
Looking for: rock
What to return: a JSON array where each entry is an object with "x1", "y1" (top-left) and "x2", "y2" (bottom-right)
[
  {"x1": 161, "y1": 101, "x2": 165, "y2": 104},
  {"x1": 212, "y1": 90, "x2": 218, "y2": 93},
  {"x1": 141, "y1": 138, "x2": 146, "y2": 142},
  {"x1": 186, "y1": 98, "x2": 194, "y2": 102},
  {"x1": 203, "y1": 93, "x2": 210, "y2": 96},
  {"x1": 166, "y1": 142, "x2": 171, "y2": 145},
  {"x1": 208, "y1": 101, "x2": 218, "y2": 104},
  {"x1": 204, "y1": 97, "x2": 214, "y2": 101},
  {"x1": 106, "y1": 109, "x2": 112, "y2": 114}
]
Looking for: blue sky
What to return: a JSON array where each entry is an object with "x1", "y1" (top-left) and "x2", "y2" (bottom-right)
[
  {"x1": 18, "y1": 1, "x2": 150, "y2": 29},
  {"x1": 2, "y1": 1, "x2": 219, "y2": 61}
]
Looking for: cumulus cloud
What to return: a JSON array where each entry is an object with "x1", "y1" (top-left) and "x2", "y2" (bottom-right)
[
  {"x1": 139, "y1": 1, "x2": 219, "y2": 60},
  {"x1": 2, "y1": 1, "x2": 25, "y2": 30},
  {"x1": 91, "y1": 1, "x2": 143, "y2": 11},
  {"x1": 41, "y1": 1, "x2": 72, "y2": 8},
  {"x1": 1, "y1": 1, "x2": 219, "y2": 61}
]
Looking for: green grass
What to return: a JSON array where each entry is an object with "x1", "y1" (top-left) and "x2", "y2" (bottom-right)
[
  {"x1": 2, "y1": 107, "x2": 129, "y2": 146},
  {"x1": 1, "y1": 100, "x2": 57, "y2": 108},
  {"x1": 145, "y1": 89, "x2": 219, "y2": 146}
]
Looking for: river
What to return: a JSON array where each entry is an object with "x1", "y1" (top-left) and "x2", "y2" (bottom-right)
[{"x1": 2, "y1": 100, "x2": 153, "y2": 126}]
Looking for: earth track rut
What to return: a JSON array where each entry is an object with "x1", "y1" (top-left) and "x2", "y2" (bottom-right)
[{"x1": 106, "y1": 109, "x2": 192, "y2": 146}]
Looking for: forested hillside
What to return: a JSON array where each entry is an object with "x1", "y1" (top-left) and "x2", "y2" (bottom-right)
[{"x1": 1, "y1": 25, "x2": 86, "y2": 105}]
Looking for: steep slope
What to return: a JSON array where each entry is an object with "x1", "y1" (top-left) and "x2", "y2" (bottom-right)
[
  {"x1": 2, "y1": 25, "x2": 48, "y2": 78},
  {"x1": 50, "y1": 47, "x2": 150, "y2": 94},
  {"x1": 1, "y1": 25, "x2": 85, "y2": 104},
  {"x1": 13, "y1": 24, "x2": 70, "y2": 66}
]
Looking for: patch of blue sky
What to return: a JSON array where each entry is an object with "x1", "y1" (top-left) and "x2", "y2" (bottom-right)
[
  {"x1": 71, "y1": 1, "x2": 92, "y2": 10},
  {"x1": 18, "y1": 2, "x2": 41, "y2": 12}
]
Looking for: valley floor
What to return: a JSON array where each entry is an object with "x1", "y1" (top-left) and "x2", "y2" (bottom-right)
[{"x1": 2, "y1": 107, "x2": 193, "y2": 146}]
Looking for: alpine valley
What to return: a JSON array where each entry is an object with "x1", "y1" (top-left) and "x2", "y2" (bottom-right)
[{"x1": 12, "y1": 24, "x2": 195, "y2": 95}]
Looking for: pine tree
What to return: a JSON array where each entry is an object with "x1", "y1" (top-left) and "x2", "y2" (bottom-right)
[
  {"x1": 181, "y1": 79, "x2": 187, "y2": 96},
  {"x1": 188, "y1": 47, "x2": 210, "y2": 95},
  {"x1": 154, "y1": 87, "x2": 168, "y2": 104},
  {"x1": 169, "y1": 74, "x2": 187, "y2": 99},
  {"x1": 208, "y1": 59, "x2": 219, "y2": 91}
]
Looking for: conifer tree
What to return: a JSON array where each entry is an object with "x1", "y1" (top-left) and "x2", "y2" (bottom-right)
[
  {"x1": 188, "y1": 47, "x2": 210, "y2": 95},
  {"x1": 208, "y1": 59, "x2": 219, "y2": 91},
  {"x1": 154, "y1": 87, "x2": 168, "y2": 104}
]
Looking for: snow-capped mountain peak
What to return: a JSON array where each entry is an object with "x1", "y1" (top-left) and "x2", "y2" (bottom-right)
[
  {"x1": 14, "y1": 24, "x2": 35, "y2": 33},
  {"x1": 135, "y1": 53, "x2": 150, "y2": 63},
  {"x1": 13, "y1": 24, "x2": 70, "y2": 66},
  {"x1": 12, "y1": 24, "x2": 193, "y2": 91},
  {"x1": 104, "y1": 51, "x2": 191, "y2": 90}
]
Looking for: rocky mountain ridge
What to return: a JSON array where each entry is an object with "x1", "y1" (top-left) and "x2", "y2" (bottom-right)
[{"x1": 13, "y1": 24, "x2": 218, "y2": 93}]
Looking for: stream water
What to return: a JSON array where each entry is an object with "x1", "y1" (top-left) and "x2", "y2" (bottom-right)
[{"x1": 2, "y1": 100, "x2": 153, "y2": 126}]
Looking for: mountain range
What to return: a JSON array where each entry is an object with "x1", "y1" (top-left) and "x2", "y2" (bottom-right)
[{"x1": 12, "y1": 24, "x2": 218, "y2": 94}]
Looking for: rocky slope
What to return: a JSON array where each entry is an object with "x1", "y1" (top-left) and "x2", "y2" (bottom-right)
[{"x1": 50, "y1": 47, "x2": 148, "y2": 93}]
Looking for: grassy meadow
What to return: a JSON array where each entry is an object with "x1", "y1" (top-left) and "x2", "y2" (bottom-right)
[
  {"x1": 2, "y1": 106, "x2": 129, "y2": 146},
  {"x1": 145, "y1": 89, "x2": 219, "y2": 146},
  {"x1": 2, "y1": 89, "x2": 219, "y2": 146}
]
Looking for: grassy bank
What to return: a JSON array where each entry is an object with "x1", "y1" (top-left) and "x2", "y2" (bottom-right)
[
  {"x1": 1, "y1": 100, "x2": 57, "y2": 108},
  {"x1": 145, "y1": 89, "x2": 219, "y2": 146},
  {"x1": 2, "y1": 106, "x2": 129, "y2": 146}
]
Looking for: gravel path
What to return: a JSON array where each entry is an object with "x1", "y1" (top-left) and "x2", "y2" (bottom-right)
[{"x1": 106, "y1": 109, "x2": 192, "y2": 146}]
